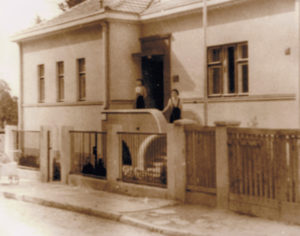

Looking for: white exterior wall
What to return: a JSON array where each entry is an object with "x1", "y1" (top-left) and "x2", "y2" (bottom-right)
[
  {"x1": 142, "y1": 0, "x2": 299, "y2": 128},
  {"x1": 22, "y1": 24, "x2": 105, "y2": 131},
  {"x1": 109, "y1": 21, "x2": 141, "y2": 109}
]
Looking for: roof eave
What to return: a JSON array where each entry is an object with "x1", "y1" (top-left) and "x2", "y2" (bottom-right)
[
  {"x1": 11, "y1": 9, "x2": 140, "y2": 42},
  {"x1": 140, "y1": 0, "x2": 249, "y2": 22}
]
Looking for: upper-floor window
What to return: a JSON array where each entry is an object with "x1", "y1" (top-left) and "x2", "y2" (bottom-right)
[
  {"x1": 57, "y1": 61, "x2": 64, "y2": 102},
  {"x1": 77, "y1": 58, "x2": 86, "y2": 101},
  {"x1": 38, "y1": 64, "x2": 45, "y2": 102},
  {"x1": 208, "y1": 42, "x2": 248, "y2": 96}
]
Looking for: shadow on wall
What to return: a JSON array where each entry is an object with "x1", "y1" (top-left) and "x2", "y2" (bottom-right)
[
  {"x1": 170, "y1": 41, "x2": 197, "y2": 93},
  {"x1": 182, "y1": 110, "x2": 203, "y2": 126}
]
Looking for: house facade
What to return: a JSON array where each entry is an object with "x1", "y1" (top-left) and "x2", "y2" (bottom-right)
[{"x1": 13, "y1": 0, "x2": 300, "y2": 132}]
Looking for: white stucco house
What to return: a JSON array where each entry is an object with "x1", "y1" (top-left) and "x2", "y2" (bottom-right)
[{"x1": 11, "y1": 0, "x2": 300, "y2": 131}]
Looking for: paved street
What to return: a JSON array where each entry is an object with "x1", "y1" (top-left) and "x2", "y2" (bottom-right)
[{"x1": 0, "y1": 197, "x2": 164, "y2": 236}]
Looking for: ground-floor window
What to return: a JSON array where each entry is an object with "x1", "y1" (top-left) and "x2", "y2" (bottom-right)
[
  {"x1": 38, "y1": 64, "x2": 45, "y2": 102},
  {"x1": 208, "y1": 42, "x2": 248, "y2": 96},
  {"x1": 57, "y1": 61, "x2": 64, "y2": 102},
  {"x1": 77, "y1": 58, "x2": 86, "y2": 101}
]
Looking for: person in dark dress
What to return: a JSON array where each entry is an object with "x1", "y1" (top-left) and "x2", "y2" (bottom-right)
[
  {"x1": 82, "y1": 157, "x2": 94, "y2": 175},
  {"x1": 163, "y1": 89, "x2": 183, "y2": 123},
  {"x1": 135, "y1": 79, "x2": 147, "y2": 109}
]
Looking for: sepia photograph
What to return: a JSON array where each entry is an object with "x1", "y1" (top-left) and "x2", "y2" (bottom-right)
[{"x1": 1, "y1": 0, "x2": 300, "y2": 235}]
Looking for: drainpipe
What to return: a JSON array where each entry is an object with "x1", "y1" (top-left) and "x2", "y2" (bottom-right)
[
  {"x1": 297, "y1": 0, "x2": 300, "y2": 128},
  {"x1": 203, "y1": 0, "x2": 208, "y2": 126},
  {"x1": 18, "y1": 42, "x2": 24, "y2": 131},
  {"x1": 102, "y1": 21, "x2": 110, "y2": 109}
]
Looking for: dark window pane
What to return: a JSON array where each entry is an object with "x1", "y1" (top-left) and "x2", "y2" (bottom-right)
[
  {"x1": 40, "y1": 78, "x2": 45, "y2": 101},
  {"x1": 228, "y1": 47, "x2": 235, "y2": 93},
  {"x1": 38, "y1": 65, "x2": 44, "y2": 77},
  {"x1": 242, "y1": 64, "x2": 248, "y2": 93},
  {"x1": 79, "y1": 74, "x2": 86, "y2": 99},
  {"x1": 57, "y1": 62, "x2": 64, "y2": 75},
  {"x1": 240, "y1": 44, "x2": 248, "y2": 59},
  {"x1": 209, "y1": 67, "x2": 221, "y2": 94},
  {"x1": 78, "y1": 58, "x2": 85, "y2": 72},
  {"x1": 212, "y1": 48, "x2": 221, "y2": 62},
  {"x1": 209, "y1": 48, "x2": 221, "y2": 63},
  {"x1": 58, "y1": 76, "x2": 64, "y2": 100}
]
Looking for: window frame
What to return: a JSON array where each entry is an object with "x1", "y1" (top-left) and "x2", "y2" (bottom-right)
[
  {"x1": 207, "y1": 46, "x2": 223, "y2": 96},
  {"x1": 57, "y1": 61, "x2": 64, "y2": 102},
  {"x1": 207, "y1": 42, "x2": 249, "y2": 97},
  {"x1": 77, "y1": 58, "x2": 86, "y2": 101},
  {"x1": 38, "y1": 64, "x2": 45, "y2": 103}
]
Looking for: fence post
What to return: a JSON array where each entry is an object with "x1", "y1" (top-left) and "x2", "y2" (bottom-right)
[
  {"x1": 215, "y1": 121, "x2": 240, "y2": 209},
  {"x1": 4, "y1": 125, "x2": 17, "y2": 161},
  {"x1": 40, "y1": 126, "x2": 49, "y2": 182},
  {"x1": 275, "y1": 132, "x2": 288, "y2": 213},
  {"x1": 106, "y1": 124, "x2": 122, "y2": 183},
  {"x1": 167, "y1": 122, "x2": 187, "y2": 202},
  {"x1": 60, "y1": 126, "x2": 73, "y2": 184}
]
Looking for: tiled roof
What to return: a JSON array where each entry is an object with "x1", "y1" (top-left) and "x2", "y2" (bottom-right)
[
  {"x1": 142, "y1": 0, "x2": 201, "y2": 15},
  {"x1": 14, "y1": 0, "x2": 241, "y2": 39},
  {"x1": 110, "y1": 0, "x2": 154, "y2": 13},
  {"x1": 18, "y1": 0, "x2": 153, "y2": 34},
  {"x1": 18, "y1": 0, "x2": 103, "y2": 34}
]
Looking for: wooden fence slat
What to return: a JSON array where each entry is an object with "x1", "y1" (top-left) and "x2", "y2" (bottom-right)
[
  {"x1": 297, "y1": 140, "x2": 300, "y2": 203},
  {"x1": 185, "y1": 128, "x2": 216, "y2": 192}
]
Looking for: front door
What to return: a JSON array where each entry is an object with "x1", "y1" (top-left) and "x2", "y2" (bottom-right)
[{"x1": 142, "y1": 55, "x2": 164, "y2": 110}]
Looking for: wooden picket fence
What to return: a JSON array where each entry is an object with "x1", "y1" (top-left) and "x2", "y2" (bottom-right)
[
  {"x1": 228, "y1": 128, "x2": 300, "y2": 216},
  {"x1": 185, "y1": 126, "x2": 216, "y2": 194}
]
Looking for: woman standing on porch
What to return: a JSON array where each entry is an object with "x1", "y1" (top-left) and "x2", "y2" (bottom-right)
[
  {"x1": 135, "y1": 79, "x2": 147, "y2": 109},
  {"x1": 163, "y1": 89, "x2": 182, "y2": 123}
]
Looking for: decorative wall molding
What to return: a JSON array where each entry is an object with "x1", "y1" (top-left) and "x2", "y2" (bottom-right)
[
  {"x1": 23, "y1": 101, "x2": 104, "y2": 108},
  {"x1": 183, "y1": 94, "x2": 296, "y2": 104}
]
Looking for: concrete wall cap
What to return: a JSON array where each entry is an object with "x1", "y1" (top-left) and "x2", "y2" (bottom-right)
[
  {"x1": 102, "y1": 109, "x2": 167, "y2": 133},
  {"x1": 174, "y1": 119, "x2": 198, "y2": 126},
  {"x1": 214, "y1": 121, "x2": 241, "y2": 127}
]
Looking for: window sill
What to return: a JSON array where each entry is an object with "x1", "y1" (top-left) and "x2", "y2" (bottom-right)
[{"x1": 208, "y1": 93, "x2": 249, "y2": 98}]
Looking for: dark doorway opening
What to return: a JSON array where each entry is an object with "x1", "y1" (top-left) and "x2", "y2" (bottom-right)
[{"x1": 142, "y1": 55, "x2": 164, "y2": 110}]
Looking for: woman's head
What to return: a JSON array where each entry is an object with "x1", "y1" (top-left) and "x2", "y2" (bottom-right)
[
  {"x1": 136, "y1": 79, "x2": 143, "y2": 86},
  {"x1": 171, "y1": 89, "x2": 179, "y2": 98}
]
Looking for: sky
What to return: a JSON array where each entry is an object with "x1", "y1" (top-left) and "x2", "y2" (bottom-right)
[{"x1": 0, "y1": 0, "x2": 65, "y2": 96}]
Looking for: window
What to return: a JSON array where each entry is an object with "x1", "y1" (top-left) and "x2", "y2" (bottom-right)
[
  {"x1": 208, "y1": 42, "x2": 248, "y2": 96},
  {"x1": 38, "y1": 64, "x2": 45, "y2": 102},
  {"x1": 57, "y1": 61, "x2": 64, "y2": 102},
  {"x1": 77, "y1": 58, "x2": 86, "y2": 101}
]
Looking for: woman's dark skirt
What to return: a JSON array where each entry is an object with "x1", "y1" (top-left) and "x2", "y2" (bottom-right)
[
  {"x1": 170, "y1": 107, "x2": 181, "y2": 123},
  {"x1": 136, "y1": 95, "x2": 145, "y2": 109}
]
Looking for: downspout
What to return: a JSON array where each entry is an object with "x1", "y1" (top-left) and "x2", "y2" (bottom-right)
[
  {"x1": 203, "y1": 0, "x2": 208, "y2": 126},
  {"x1": 297, "y1": 0, "x2": 300, "y2": 128},
  {"x1": 18, "y1": 42, "x2": 24, "y2": 131},
  {"x1": 102, "y1": 21, "x2": 110, "y2": 109}
]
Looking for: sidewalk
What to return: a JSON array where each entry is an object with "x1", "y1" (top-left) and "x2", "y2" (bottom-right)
[{"x1": 1, "y1": 178, "x2": 300, "y2": 236}]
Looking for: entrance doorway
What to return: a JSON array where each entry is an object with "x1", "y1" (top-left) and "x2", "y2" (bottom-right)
[
  {"x1": 46, "y1": 130, "x2": 61, "y2": 182},
  {"x1": 142, "y1": 55, "x2": 164, "y2": 110}
]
